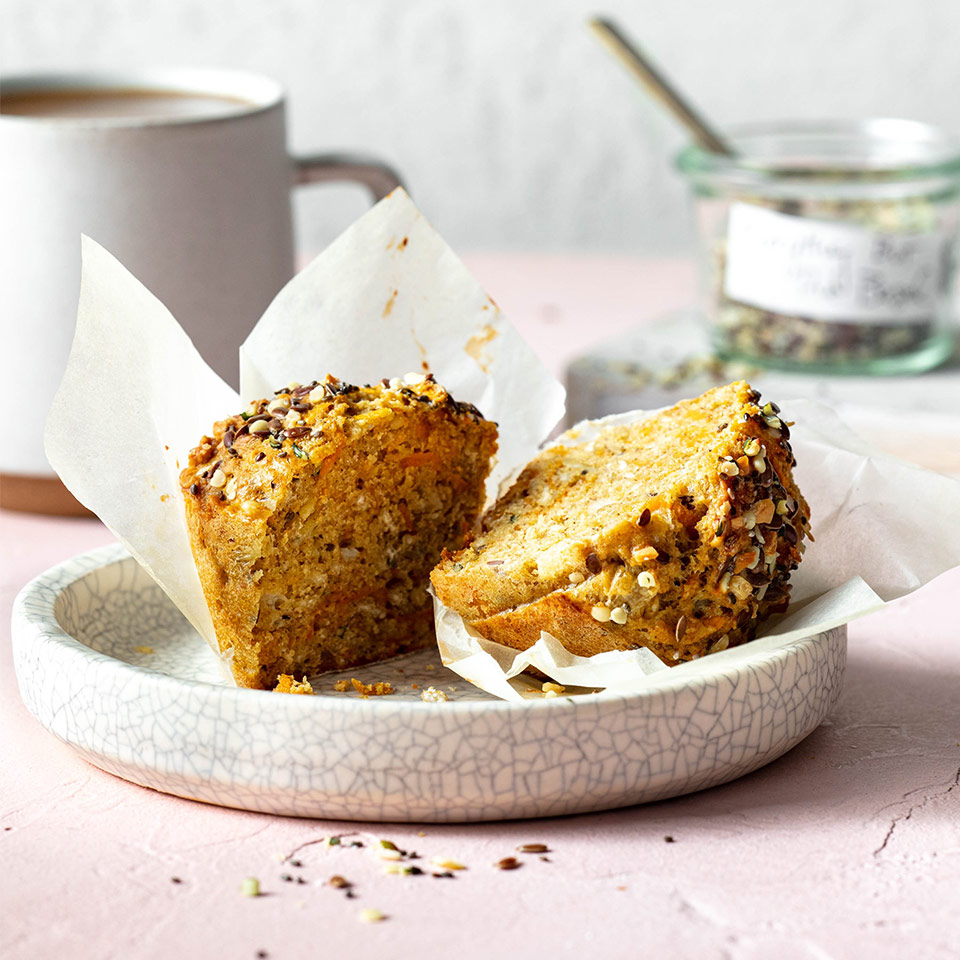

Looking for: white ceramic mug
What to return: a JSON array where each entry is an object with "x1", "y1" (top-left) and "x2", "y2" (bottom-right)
[{"x1": 0, "y1": 68, "x2": 402, "y2": 514}]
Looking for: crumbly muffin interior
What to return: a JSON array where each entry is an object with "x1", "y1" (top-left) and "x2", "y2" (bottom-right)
[{"x1": 182, "y1": 374, "x2": 497, "y2": 688}]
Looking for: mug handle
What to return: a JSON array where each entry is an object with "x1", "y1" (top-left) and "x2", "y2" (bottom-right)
[{"x1": 293, "y1": 153, "x2": 405, "y2": 202}]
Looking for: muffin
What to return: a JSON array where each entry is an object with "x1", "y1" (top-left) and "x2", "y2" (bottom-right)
[
  {"x1": 181, "y1": 373, "x2": 497, "y2": 689},
  {"x1": 431, "y1": 381, "x2": 808, "y2": 663}
]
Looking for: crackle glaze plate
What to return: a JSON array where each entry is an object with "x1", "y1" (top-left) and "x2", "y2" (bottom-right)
[{"x1": 12, "y1": 544, "x2": 846, "y2": 822}]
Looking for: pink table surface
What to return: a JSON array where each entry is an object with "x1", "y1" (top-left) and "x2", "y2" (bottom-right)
[{"x1": 2, "y1": 255, "x2": 959, "y2": 960}]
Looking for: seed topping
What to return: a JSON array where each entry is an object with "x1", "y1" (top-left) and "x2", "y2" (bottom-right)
[{"x1": 610, "y1": 605, "x2": 629, "y2": 625}]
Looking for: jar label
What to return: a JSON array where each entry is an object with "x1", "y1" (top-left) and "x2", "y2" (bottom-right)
[{"x1": 724, "y1": 202, "x2": 943, "y2": 323}]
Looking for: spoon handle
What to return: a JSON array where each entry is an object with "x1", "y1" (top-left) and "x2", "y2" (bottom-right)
[{"x1": 588, "y1": 16, "x2": 735, "y2": 157}]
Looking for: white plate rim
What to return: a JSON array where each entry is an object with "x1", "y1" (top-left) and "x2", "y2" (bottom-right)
[{"x1": 11, "y1": 544, "x2": 847, "y2": 822}]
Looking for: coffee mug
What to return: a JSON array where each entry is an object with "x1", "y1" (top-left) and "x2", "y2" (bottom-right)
[{"x1": 0, "y1": 68, "x2": 403, "y2": 514}]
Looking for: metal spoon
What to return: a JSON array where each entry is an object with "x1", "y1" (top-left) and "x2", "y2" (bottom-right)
[{"x1": 588, "y1": 16, "x2": 736, "y2": 156}]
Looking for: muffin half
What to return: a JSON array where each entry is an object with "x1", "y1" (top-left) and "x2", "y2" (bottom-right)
[
  {"x1": 181, "y1": 373, "x2": 497, "y2": 688},
  {"x1": 431, "y1": 381, "x2": 808, "y2": 663}
]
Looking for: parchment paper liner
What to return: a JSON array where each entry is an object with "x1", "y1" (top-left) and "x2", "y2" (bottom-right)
[
  {"x1": 435, "y1": 403, "x2": 960, "y2": 701},
  {"x1": 44, "y1": 189, "x2": 960, "y2": 698},
  {"x1": 45, "y1": 189, "x2": 563, "y2": 681}
]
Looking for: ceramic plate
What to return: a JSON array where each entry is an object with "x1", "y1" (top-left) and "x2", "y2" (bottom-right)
[{"x1": 12, "y1": 544, "x2": 845, "y2": 822}]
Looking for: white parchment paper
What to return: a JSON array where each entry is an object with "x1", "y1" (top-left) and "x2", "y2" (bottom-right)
[
  {"x1": 434, "y1": 403, "x2": 960, "y2": 701},
  {"x1": 43, "y1": 187, "x2": 960, "y2": 699},
  {"x1": 44, "y1": 189, "x2": 564, "y2": 676}
]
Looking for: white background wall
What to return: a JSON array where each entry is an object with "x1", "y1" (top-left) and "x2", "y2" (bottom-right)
[{"x1": 4, "y1": 0, "x2": 960, "y2": 254}]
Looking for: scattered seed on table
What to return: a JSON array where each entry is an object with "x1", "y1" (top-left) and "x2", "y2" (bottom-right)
[
  {"x1": 280, "y1": 874, "x2": 293, "y2": 882},
  {"x1": 664, "y1": 836, "x2": 675, "y2": 843},
  {"x1": 240, "y1": 877, "x2": 261, "y2": 897},
  {"x1": 329, "y1": 875, "x2": 351, "y2": 889},
  {"x1": 359, "y1": 908, "x2": 385, "y2": 924},
  {"x1": 290, "y1": 860, "x2": 303, "y2": 868},
  {"x1": 170, "y1": 877, "x2": 182, "y2": 884},
  {"x1": 517, "y1": 843, "x2": 549, "y2": 854},
  {"x1": 496, "y1": 857, "x2": 521, "y2": 870},
  {"x1": 539, "y1": 856, "x2": 551, "y2": 862}
]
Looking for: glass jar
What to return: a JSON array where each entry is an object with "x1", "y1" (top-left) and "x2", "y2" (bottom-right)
[{"x1": 677, "y1": 119, "x2": 960, "y2": 374}]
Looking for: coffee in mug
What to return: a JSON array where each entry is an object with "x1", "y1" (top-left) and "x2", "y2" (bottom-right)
[{"x1": 0, "y1": 87, "x2": 255, "y2": 119}]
